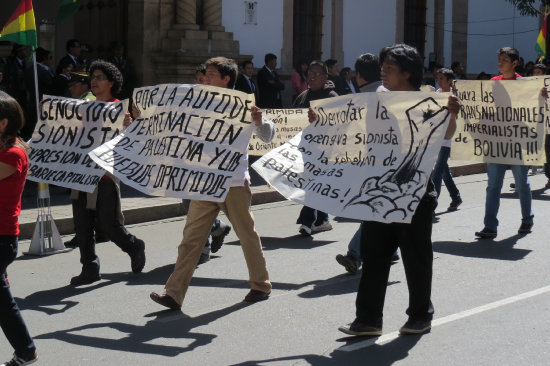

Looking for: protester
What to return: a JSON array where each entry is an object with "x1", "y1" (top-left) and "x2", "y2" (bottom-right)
[
  {"x1": 335, "y1": 53, "x2": 399, "y2": 274},
  {"x1": 433, "y1": 68, "x2": 462, "y2": 211},
  {"x1": 293, "y1": 60, "x2": 338, "y2": 236},
  {"x1": 475, "y1": 47, "x2": 533, "y2": 239},
  {"x1": 338, "y1": 44, "x2": 460, "y2": 336},
  {"x1": 51, "y1": 58, "x2": 73, "y2": 98},
  {"x1": 339, "y1": 67, "x2": 357, "y2": 94},
  {"x1": 0, "y1": 91, "x2": 38, "y2": 365},
  {"x1": 69, "y1": 60, "x2": 146, "y2": 286},
  {"x1": 150, "y1": 56, "x2": 274, "y2": 310},
  {"x1": 257, "y1": 53, "x2": 284, "y2": 108}
]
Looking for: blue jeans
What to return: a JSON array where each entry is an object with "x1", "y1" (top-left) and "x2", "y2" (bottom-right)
[
  {"x1": 432, "y1": 146, "x2": 460, "y2": 199},
  {"x1": 347, "y1": 226, "x2": 362, "y2": 264},
  {"x1": 0, "y1": 236, "x2": 36, "y2": 359},
  {"x1": 484, "y1": 163, "x2": 533, "y2": 231}
]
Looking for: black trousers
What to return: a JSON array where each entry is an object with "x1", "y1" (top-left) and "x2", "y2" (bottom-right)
[
  {"x1": 73, "y1": 178, "x2": 140, "y2": 273},
  {"x1": 545, "y1": 134, "x2": 550, "y2": 179},
  {"x1": 355, "y1": 194, "x2": 436, "y2": 327}
]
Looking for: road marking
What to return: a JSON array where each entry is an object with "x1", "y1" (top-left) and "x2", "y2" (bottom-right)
[{"x1": 337, "y1": 284, "x2": 550, "y2": 352}]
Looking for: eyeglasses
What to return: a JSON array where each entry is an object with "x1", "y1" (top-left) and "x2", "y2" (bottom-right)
[{"x1": 90, "y1": 74, "x2": 108, "y2": 81}]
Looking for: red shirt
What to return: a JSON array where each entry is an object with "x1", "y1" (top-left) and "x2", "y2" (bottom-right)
[
  {"x1": 490, "y1": 73, "x2": 522, "y2": 80},
  {"x1": 0, "y1": 145, "x2": 28, "y2": 235}
]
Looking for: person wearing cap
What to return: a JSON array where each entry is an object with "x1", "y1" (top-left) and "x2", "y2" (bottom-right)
[{"x1": 68, "y1": 72, "x2": 95, "y2": 101}]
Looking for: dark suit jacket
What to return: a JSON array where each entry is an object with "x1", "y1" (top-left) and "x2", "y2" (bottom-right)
[
  {"x1": 58, "y1": 54, "x2": 84, "y2": 72},
  {"x1": 234, "y1": 74, "x2": 258, "y2": 100},
  {"x1": 257, "y1": 66, "x2": 284, "y2": 108}
]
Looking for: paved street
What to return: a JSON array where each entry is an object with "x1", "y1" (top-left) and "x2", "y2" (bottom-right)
[{"x1": 2, "y1": 171, "x2": 550, "y2": 365}]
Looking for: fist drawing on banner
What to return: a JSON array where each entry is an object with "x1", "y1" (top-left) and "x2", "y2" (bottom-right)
[{"x1": 345, "y1": 97, "x2": 449, "y2": 221}]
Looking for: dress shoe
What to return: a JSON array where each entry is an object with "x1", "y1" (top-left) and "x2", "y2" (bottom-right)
[
  {"x1": 243, "y1": 289, "x2": 270, "y2": 303},
  {"x1": 150, "y1": 292, "x2": 181, "y2": 310},
  {"x1": 70, "y1": 272, "x2": 101, "y2": 286},
  {"x1": 130, "y1": 239, "x2": 146, "y2": 273}
]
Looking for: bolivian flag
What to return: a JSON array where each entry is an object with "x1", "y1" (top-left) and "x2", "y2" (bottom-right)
[
  {"x1": 0, "y1": 0, "x2": 37, "y2": 47},
  {"x1": 536, "y1": 15, "x2": 547, "y2": 61}
]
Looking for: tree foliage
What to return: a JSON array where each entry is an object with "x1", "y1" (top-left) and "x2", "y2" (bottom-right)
[{"x1": 506, "y1": 0, "x2": 549, "y2": 16}]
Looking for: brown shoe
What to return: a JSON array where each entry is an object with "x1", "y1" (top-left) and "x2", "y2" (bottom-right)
[
  {"x1": 243, "y1": 289, "x2": 270, "y2": 303},
  {"x1": 150, "y1": 292, "x2": 181, "y2": 310}
]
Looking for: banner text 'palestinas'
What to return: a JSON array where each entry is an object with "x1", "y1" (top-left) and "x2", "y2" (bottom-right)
[{"x1": 253, "y1": 92, "x2": 451, "y2": 224}]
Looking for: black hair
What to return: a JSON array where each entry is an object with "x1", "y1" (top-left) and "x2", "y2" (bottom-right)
[
  {"x1": 66, "y1": 39, "x2": 80, "y2": 53},
  {"x1": 339, "y1": 67, "x2": 351, "y2": 78},
  {"x1": 36, "y1": 47, "x2": 51, "y2": 63},
  {"x1": 325, "y1": 59, "x2": 338, "y2": 69},
  {"x1": 437, "y1": 67, "x2": 455, "y2": 80},
  {"x1": 534, "y1": 63, "x2": 547, "y2": 74},
  {"x1": 240, "y1": 60, "x2": 253, "y2": 69},
  {"x1": 205, "y1": 57, "x2": 238, "y2": 89},
  {"x1": 56, "y1": 58, "x2": 73, "y2": 75},
  {"x1": 379, "y1": 44, "x2": 423, "y2": 89},
  {"x1": 264, "y1": 53, "x2": 277, "y2": 64},
  {"x1": 0, "y1": 91, "x2": 25, "y2": 148},
  {"x1": 89, "y1": 59, "x2": 123, "y2": 96},
  {"x1": 497, "y1": 47, "x2": 520, "y2": 63},
  {"x1": 354, "y1": 53, "x2": 380, "y2": 83}
]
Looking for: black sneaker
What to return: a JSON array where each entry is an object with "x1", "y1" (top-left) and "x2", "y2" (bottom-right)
[
  {"x1": 448, "y1": 197, "x2": 463, "y2": 212},
  {"x1": 211, "y1": 223, "x2": 231, "y2": 253},
  {"x1": 475, "y1": 228, "x2": 497, "y2": 239},
  {"x1": 399, "y1": 319, "x2": 431, "y2": 335},
  {"x1": 197, "y1": 252, "x2": 210, "y2": 265},
  {"x1": 70, "y1": 272, "x2": 101, "y2": 286},
  {"x1": 510, "y1": 183, "x2": 516, "y2": 189},
  {"x1": 335, "y1": 254, "x2": 359, "y2": 274},
  {"x1": 518, "y1": 222, "x2": 533, "y2": 234},
  {"x1": 2, "y1": 351, "x2": 38, "y2": 365},
  {"x1": 338, "y1": 320, "x2": 382, "y2": 337},
  {"x1": 64, "y1": 236, "x2": 78, "y2": 249},
  {"x1": 130, "y1": 239, "x2": 146, "y2": 273}
]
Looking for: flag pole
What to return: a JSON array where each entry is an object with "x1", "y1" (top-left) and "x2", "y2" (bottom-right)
[{"x1": 32, "y1": 45, "x2": 40, "y2": 124}]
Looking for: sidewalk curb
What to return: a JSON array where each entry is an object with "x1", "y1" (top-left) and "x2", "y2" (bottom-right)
[
  {"x1": 19, "y1": 187, "x2": 286, "y2": 240},
  {"x1": 18, "y1": 163, "x2": 485, "y2": 240}
]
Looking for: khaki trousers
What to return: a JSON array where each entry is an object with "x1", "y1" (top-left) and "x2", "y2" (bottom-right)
[{"x1": 164, "y1": 184, "x2": 271, "y2": 305}]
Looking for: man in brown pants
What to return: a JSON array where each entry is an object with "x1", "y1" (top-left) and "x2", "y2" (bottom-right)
[{"x1": 150, "y1": 56, "x2": 274, "y2": 309}]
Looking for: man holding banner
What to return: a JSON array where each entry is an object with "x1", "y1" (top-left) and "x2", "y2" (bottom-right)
[
  {"x1": 338, "y1": 44, "x2": 460, "y2": 336},
  {"x1": 474, "y1": 47, "x2": 533, "y2": 239},
  {"x1": 150, "y1": 56, "x2": 275, "y2": 310}
]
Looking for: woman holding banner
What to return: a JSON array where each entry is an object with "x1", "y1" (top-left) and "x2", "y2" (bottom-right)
[
  {"x1": 0, "y1": 91, "x2": 38, "y2": 365},
  {"x1": 69, "y1": 60, "x2": 146, "y2": 286}
]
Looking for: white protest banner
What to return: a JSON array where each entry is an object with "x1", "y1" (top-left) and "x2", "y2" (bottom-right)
[
  {"x1": 27, "y1": 96, "x2": 127, "y2": 192},
  {"x1": 451, "y1": 79, "x2": 547, "y2": 165},
  {"x1": 253, "y1": 92, "x2": 451, "y2": 223},
  {"x1": 248, "y1": 108, "x2": 308, "y2": 156},
  {"x1": 89, "y1": 84, "x2": 255, "y2": 201}
]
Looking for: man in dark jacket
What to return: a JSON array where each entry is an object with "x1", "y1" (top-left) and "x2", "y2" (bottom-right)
[{"x1": 257, "y1": 53, "x2": 284, "y2": 108}]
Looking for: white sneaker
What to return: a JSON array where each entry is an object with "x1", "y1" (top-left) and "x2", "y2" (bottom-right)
[
  {"x1": 299, "y1": 225, "x2": 312, "y2": 236},
  {"x1": 312, "y1": 221, "x2": 333, "y2": 233}
]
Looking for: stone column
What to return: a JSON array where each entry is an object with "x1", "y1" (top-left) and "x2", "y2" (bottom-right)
[
  {"x1": 176, "y1": 0, "x2": 199, "y2": 29},
  {"x1": 202, "y1": 0, "x2": 225, "y2": 31}
]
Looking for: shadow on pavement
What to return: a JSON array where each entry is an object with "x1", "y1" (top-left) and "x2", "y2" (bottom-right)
[
  {"x1": 35, "y1": 302, "x2": 252, "y2": 357},
  {"x1": 258, "y1": 236, "x2": 338, "y2": 250},
  {"x1": 433, "y1": 234, "x2": 531, "y2": 261},
  {"x1": 229, "y1": 332, "x2": 423, "y2": 365}
]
